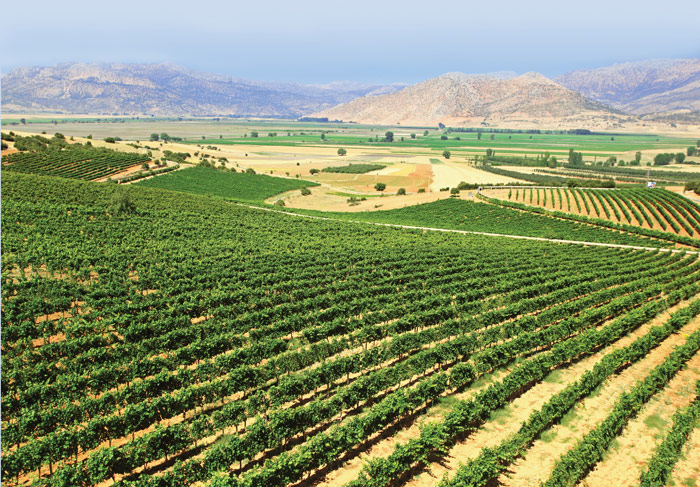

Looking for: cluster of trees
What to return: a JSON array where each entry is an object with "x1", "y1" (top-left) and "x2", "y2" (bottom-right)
[
  {"x1": 568, "y1": 148, "x2": 584, "y2": 164},
  {"x1": 149, "y1": 133, "x2": 182, "y2": 142},
  {"x1": 654, "y1": 152, "x2": 686, "y2": 165}
]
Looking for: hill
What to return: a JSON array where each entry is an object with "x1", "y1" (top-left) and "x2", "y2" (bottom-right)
[
  {"x1": 4, "y1": 171, "x2": 700, "y2": 487},
  {"x1": 556, "y1": 59, "x2": 700, "y2": 115},
  {"x1": 0, "y1": 62, "x2": 405, "y2": 117},
  {"x1": 312, "y1": 72, "x2": 627, "y2": 128}
]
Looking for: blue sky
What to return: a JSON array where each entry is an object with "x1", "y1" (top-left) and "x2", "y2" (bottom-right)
[{"x1": 2, "y1": 0, "x2": 698, "y2": 83}]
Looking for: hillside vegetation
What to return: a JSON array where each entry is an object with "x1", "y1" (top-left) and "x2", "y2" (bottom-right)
[
  {"x1": 135, "y1": 166, "x2": 318, "y2": 203},
  {"x1": 3, "y1": 172, "x2": 700, "y2": 487}
]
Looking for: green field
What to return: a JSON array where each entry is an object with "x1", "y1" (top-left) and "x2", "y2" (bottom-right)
[
  {"x1": 321, "y1": 163, "x2": 385, "y2": 174},
  {"x1": 4, "y1": 171, "x2": 700, "y2": 487},
  {"x1": 135, "y1": 166, "x2": 318, "y2": 203},
  {"x1": 3, "y1": 117, "x2": 695, "y2": 158},
  {"x1": 307, "y1": 198, "x2": 682, "y2": 247}
]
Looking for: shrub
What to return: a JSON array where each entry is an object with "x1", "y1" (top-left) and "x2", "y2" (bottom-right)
[
  {"x1": 301, "y1": 187, "x2": 311, "y2": 196},
  {"x1": 375, "y1": 183, "x2": 387, "y2": 191},
  {"x1": 397, "y1": 188, "x2": 406, "y2": 195}
]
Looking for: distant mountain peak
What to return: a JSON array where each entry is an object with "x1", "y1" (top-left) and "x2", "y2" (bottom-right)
[
  {"x1": 556, "y1": 58, "x2": 700, "y2": 115},
  {"x1": 0, "y1": 62, "x2": 405, "y2": 117},
  {"x1": 312, "y1": 70, "x2": 622, "y2": 127}
]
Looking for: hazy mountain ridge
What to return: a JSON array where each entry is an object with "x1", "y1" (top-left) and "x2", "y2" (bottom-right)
[
  {"x1": 556, "y1": 59, "x2": 700, "y2": 115},
  {"x1": 0, "y1": 63, "x2": 406, "y2": 117},
  {"x1": 312, "y1": 71, "x2": 627, "y2": 127}
]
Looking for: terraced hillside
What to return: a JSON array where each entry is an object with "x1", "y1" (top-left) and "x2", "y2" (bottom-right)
[{"x1": 2, "y1": 172, "x2": 700, "y2": 487}]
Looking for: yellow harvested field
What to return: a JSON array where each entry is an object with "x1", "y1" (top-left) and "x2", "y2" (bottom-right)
[{"x1": 430, "y1": 162, "x2": 526, "y2": 190}]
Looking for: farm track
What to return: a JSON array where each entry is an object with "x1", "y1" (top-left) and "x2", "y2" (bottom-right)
[
  {"x1": 343, "y1": 294, "x2": 700, "y2": 487},
  {"x1": 666, "y1": 419, "x2": 700, "y2": 485},
  {"x1": 579, "y1": 350, "x2": 700, "y2": 487},
  {"x1": 497, "y1": 310, "x2": 700, "y2": 487}
]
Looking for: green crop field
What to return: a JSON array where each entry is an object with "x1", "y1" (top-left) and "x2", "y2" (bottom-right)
[
  {"x1": 321, "y1": 163, "x2": 385, "y2": 174},
  {"x1": 135, "y1": 166, "x2": 318, "y2": 203},
  {"x1": 3, "y1": 165, "x2": 700, "y2": 487},
  {"x1": 306, "y1": 198, "x2": 688, "y2": 247},
  {"x1": 3, "y1": 117, "x2": 695, "y2": 159}
]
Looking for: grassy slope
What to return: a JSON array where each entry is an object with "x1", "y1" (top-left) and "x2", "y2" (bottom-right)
[
  {"x1": 135, "y1": 166, "x2": 318, "y2": 203},
  {"x1": 130, "y1": 167, "x2": 675, "y2": 247},
  {"x1": 305, "y1": 199, "x2": 672, "y2": 247}
]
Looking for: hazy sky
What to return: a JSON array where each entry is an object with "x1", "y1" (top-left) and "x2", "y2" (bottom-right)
[{"x1": 2, "y1": 0, "x2": 698, "y2": 83}]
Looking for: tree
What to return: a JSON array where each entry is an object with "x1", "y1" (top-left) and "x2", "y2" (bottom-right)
[
  {"x1": 375, "y1": 183, "x2": 386, "y2": 191},
  {"x1": 675, "y1": 152, "x2": 686, "y2": 164},
  {"x1": 104, "y1": 137, "x2": 117, "y2": 143},
  {"x1": 688, "y1": 147, "x2": 697, "y2": 157},
  {"x1": 310, "y1": 168, "x2": 320, "y2": 174},
  {"x1": 654, "y1": 153, "x2": 674, "y2": 165},
  {"x1": 337, "y1": 148, "x2": 347, "y2": 156},
  {"x1": 411, "y1": 133, "x2": 416, "y2": 139},
  {"x1": 321, "y1": 133, "x2": 326, "y2": 140},
  {"x1": 477, "y1": 132, "x2": 482, "y2": 140},
  {"x1": 301, "y1": 187, "x2": 311, "y2": 196},
  {"x1": 385, "y1": 131, "x2": 394, "y2": 142},
  {"x1": 442, "y1": 150, "x2": 451, "y2": 159},
  {"x1": 423, "y1": 130, "x2": 429, "y2": 136},
  {"x1": 109, "y1": 191, "x2": 136, "y2": 216},
  {"x1": 397, "y1": 188, "x2": 406, "y2": 195},
  {"x1": 251, "y1": 131, "x2": 259, "y2": 138},
  {"x1": 485, "y1": 148, "x2": 494, "y2": 158},
  {"x1": 245, "y1": 167, "x2": 256, "y2": 174},
  {"x1": 441, "y1": 135, "x2": 448, "y2": 140},
  {"x1": 20, "y1": 118, "x2": 26, "y2": 124},
  {"x1": 160, "y1": 133, "x2": 171, "y2": 142},
  {"x1": 635, "y1": 151, "x2": 642, "y2": 164},
  {"x1": 490, "y1": 134, "x2": 495, "y2": 140}
]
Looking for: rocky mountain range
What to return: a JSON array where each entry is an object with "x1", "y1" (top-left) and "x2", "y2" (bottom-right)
[
  {"x1": 2, "y1": 59, "x2": 699, "y2": 125},
  {"x1": 312, "y1": 72, "x2": 627, "y2": 127},
  {"x1": 556, "y1": 59, "x2": 700, "y2": 115},
  {"x1": 0, "y1": 63, "x2": 406, "y2": 117}
]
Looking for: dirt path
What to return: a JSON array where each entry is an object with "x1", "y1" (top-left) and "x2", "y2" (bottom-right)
[
  {"x1": 497, "y1": 311, "x2": 700, "y2": 487},
  {"x1": 580, "y1": 351, "x2": 700, "y2": 487},
  {"x1": 412, "y1": 299, "x2": 698, "y2": 487},
  {"x1": 666, "y1": 420, "x2": 700, "y2": 486}
]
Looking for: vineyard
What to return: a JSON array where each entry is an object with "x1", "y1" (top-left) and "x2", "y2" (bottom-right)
[
  {"x1": 135, "y1": 166, "x2": 319, "y2": 203},
  {"x1": 2, "y1": 172, "x2": 700, "y2": 487},
  {"x1": 2, "y1": 148, "x2": 150, "y2": 181},
  {"x1": 485, "y1": 187, "x2": 700, "y2": 239},
  {"x1": 321, "y1": 164, "x2": 386, "y2": 174},
  {"x1": 316, "y1": 198, "x2": 682, "y2": 248}
]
